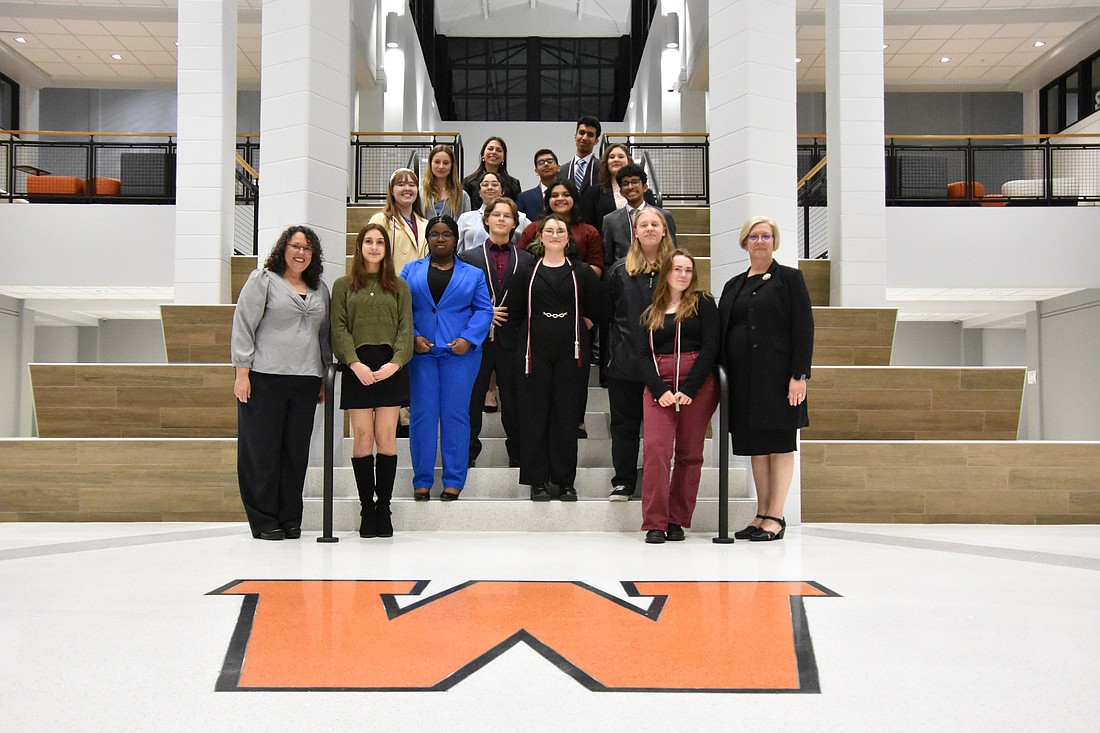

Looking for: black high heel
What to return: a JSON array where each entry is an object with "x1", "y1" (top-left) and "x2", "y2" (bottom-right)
[
  {"x1": 748, "y1": 515, "x2": 786, "y2": 542},
  {"x1": 734, "y1": 515, "x2": 765, "y2": 540}
]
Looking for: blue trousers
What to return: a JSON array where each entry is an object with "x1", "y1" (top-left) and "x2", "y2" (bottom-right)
[{"x1": 408, "y1": 351, "x2": 481, "y2": 490}]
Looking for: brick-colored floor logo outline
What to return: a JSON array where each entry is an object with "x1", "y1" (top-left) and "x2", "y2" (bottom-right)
[{"x1": 210, "y1": 579, "x2": 839, "y2": 693}]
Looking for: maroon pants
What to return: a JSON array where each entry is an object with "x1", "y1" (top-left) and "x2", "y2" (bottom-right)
[{"x1": 641, "y1": 351, "x2": 719, "y2": 531}]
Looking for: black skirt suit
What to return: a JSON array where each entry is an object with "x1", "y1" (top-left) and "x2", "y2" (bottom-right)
[{"x1": 719, "y1": 260, "x2": 814, "y2": 455}]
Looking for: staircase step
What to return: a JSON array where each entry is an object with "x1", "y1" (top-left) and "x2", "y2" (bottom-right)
[
  {"x1": 302, "y1": 496, "x2": 758, "y2": 533},
  {"x1": 306, "y1": 466, "x2": 749, "y2": 500},
  {"x1": 342, "y1": 436, "x2": 730, "y2": 468}
]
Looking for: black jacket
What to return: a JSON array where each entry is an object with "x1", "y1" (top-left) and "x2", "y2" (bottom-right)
[
  {"x1": 718, "y1": 261, "x2": 814, "y2": 430},
  {"x1": 458, "y1": 244, "x2": 535, "y2": 352},
  {"x1": 605, "y1": 260, "x2": 661, "y2": 382}
]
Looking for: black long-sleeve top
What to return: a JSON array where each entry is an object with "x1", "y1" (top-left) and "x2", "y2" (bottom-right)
[{"x1": 636, "y1": 295, "x2": 719, "y2": 399}]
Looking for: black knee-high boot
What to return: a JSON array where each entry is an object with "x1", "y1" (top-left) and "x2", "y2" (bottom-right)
[
  {"x1": 374, "y1": 453, "x2": 398, "y2": 538},
  {"x1": 352, "y1": 455, "x2": 376, "y2": 538}
]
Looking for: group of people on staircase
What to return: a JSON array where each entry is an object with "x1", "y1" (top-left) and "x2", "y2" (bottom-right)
[{"x1": 230, "y1": 119, "x2": 814, "y2": 544}]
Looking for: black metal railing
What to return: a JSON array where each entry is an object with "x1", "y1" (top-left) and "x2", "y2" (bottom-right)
[
  {"x1": 350, "y1": 131, "x2": 462, "y2": 203},
  {"x1": 234, "y1": 153, "x2": 259, "y2": 256},
  {"x1": 605, "y1": 132, "x2": 710, "y2": 205},
  {"x1": 797, "y1": 155, "x2": 828, "y2": 260},
  {"x1": 2, "y1": 130, "x2": 177, "y2": 203}
]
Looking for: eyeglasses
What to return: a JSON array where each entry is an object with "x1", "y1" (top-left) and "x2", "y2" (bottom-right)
[
  {"x1": 428, "y1": 231, "x2": 456, "y2": 241},
  {"x1": 287, "y1": 244, "x2": 313, "y2": 254},
  {"x1": 746, "y1": 234, "x2": 774, "y2": 243},
  {"x1": 487, "y1": 212, "x2": 515, "y2": 220},
  {"x1": 619, "y1": 178, "x2": 644, "y2": 187},
  {"x1": 535, "y1": 159, "x2": 557, "y2": 167}
]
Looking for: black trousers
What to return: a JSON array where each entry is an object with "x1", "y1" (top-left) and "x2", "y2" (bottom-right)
[
  {"x1": 469, "y1": 338, "x2": 521, "y2": 464},
  {"x1": 607, "y1": 376, "x2": 644, "y2": 491},
  {"x1": 519, "y1": 349, "x2": 585, "y2": 488},
  {"x1": 237, "y1": 371, "x2": 321, "y2": 535}
]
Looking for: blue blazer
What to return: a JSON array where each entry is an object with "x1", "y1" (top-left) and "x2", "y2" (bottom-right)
[
  {"x1": 515, "y1": 185, "x2": 545, "y2": 221},
  {"x1": 401, "y1": 257, "x2": 494, "y2": 357}
]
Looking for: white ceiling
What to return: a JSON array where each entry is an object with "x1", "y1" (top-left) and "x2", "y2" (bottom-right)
[{"x1": 1, "y1": 0, "x2": 1099, "y2": 89}]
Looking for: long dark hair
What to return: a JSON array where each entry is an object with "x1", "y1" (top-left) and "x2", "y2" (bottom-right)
[
  {"x1": 462, "y1": 136, "x2": 518, "y2": 189},
  {"x1": 348, "y1": 223, "x2": 398, "y2": 294},
  {"x1": 641, "y1": 249, "x2": 709, "y2": 331},
  {"x1": 543, "y1": 179, "x2": 584, "y2": 225},
  {"x1": 264, "y1": 225, "x2": 324, "y2": 290}
]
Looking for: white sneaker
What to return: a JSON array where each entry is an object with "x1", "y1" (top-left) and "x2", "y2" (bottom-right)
[{"x1": 608, "y1": 486, "x2": 634, "y2": 502}]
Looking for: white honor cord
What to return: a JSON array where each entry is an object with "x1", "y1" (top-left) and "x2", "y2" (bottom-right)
[
  {"x1": 482, "y1": 239, "x2": 518, "y2": 342},
  {"x1": 650, "y1": 319, "x2": 682, "y2": 411},
  {"x1": 525, "y1": 258, "x2": 582, "y2": 375}
]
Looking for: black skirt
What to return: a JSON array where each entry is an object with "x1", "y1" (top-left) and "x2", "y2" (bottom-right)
[
  {"x1": 340, "y1": 344, "x2": 410, "y2": 409},
  {"x1": 731, "y1": 427, "x2": 797, "y2": 456}
]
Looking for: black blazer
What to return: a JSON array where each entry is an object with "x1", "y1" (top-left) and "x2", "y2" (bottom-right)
[
  {"x1": 458, "y1": 244, "x2": 535, "y2": 352},
  {"x1": 580, "y1": 184, "x2": 658, "y2": 237},
  {"x1": 559, "y1": 155, "x2": 598, "y2": 193},
  {"x1": 718, "y1": 260, "x2": 814, "y2": 430}
]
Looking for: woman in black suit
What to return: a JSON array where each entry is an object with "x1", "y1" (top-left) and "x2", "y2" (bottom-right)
[{"x1": 719, "y1": 216, "x2": 814, "y2": 542}]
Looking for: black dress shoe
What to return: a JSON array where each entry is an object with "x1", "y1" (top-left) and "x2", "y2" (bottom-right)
[
  {"x1": 258, "y1": 528, "x2": 285, "y2": 541},
  {"x1": 734, "y1": 515, "x2": 765, "y2": 540},
  {"x1": 749, "y1": 516, "x2": 786, "y2": 542},
  {"x1": 558, "y1": 486, "x2": 578, "y2": 502},
  {"x1": 440, "y1": 489, "x2": 461, "y2": 501},
  {"x1": 666, "y1": 523, "x2": 685, "y2": 541},
  {"x1": 283, "y1": 527, "x2": 302, "y2": 540},
  {"x1": 530, "y1": 484, "x2": 551, "y2": 502},
  {"x1": 645, "y1": 530, "x2": 666, "y2": 544}
]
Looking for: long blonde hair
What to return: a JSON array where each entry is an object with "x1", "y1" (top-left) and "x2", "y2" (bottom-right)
[
  {"x1": 642, "y1": 250, "x2": 708, "y2": 331},
  {"x1": 624, "y1": 208, "x2": 674, "y2": 277},
  {"x1": 422, "y1": 145, "x2": 464, "y2": 216},
  {"x1": 383, "y1": 168, "x2": 426, "y2": 221}
]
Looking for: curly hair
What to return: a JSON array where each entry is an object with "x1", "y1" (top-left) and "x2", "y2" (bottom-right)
[
  {"x1": 264, "y1": 225, "x2": 324, "y2": 290},
  {"x1": 543, "y1": 179, "x2": 584, "y2": 225}
]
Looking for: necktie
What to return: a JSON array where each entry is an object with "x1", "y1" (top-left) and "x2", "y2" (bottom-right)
[{"x1": 574, "y1": 158, "x2": 587, "y2": 190}]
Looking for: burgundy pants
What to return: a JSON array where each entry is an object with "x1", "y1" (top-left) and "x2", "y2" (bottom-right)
[{"x1": 641, "y1": 351, "x2": 719, "y2": 531}]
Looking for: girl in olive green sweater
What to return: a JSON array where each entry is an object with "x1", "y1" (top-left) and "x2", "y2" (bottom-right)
[{"x1": 330, "y1": 223, "x2": 414, "y2": 538}]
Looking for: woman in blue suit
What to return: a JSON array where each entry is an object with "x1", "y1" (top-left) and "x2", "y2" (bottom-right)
[{"x1": 401, "y1": 215, "x2": 494, "y2": 500}]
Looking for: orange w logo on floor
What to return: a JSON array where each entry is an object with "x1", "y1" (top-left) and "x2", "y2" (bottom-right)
[{"x1": 210, "y1": 579, "x2": 839, "y2": 692}]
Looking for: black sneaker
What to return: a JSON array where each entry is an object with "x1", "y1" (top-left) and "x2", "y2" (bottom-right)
[
  {"x1": 530, "y1": 484, "x2": 551, "y2": 502},
  {"x1": 558, "y1": 486, "x2": 578, "y2": 502},
  {"x1": 608, "y1": 486, "x2": 634, "y2": 502},
  {"x1": 666, "y1": 523, "x2": 685, "y2": 541},
  {"x1": 645, "y1": 530, "x2": 666, "y2": 544}
]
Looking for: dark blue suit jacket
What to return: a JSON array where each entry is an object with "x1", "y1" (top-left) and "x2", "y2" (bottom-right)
[
  {"x1": 400, "y1": 258, "x2": 494, "y2": 357},
  {"x1": 515, "y1": 185, "x2": 546, "y2": 221}
]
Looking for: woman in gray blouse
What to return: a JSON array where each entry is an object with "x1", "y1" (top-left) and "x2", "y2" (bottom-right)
[{"x1": 231, "y1": 226, "x2": 332, "y2": 540}]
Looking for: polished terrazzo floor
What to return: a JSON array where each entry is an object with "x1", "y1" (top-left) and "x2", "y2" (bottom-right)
[{"x1": 2, "y1": 522, "x2": 1098, "y2": 731}]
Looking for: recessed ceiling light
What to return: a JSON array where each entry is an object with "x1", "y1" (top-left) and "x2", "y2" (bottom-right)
[
  {"x1": 14, "y1": 36, "x2": 27, "y2": 44},
  {"x1": 940, "y1": 57, "x2": 951, "y2": 63},
  {"x1": 795, "y1": 57, "x2": 802, "y2": 63},
  {"x1": 1033, "y1": 40, "x2": 1045, "y2": 48},
  {"x1": 111, "y1": 53, "x2": 123, "y2": 60}
]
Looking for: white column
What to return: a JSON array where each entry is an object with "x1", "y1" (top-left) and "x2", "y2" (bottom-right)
[
  {"x1": 709, "y1": 0, "x2": 802, "y2": 523},
  {"x1": 259, "y1": 0, "x2": 351, "y2": 285},
  {"x1": 709, "y1": 0, "x2": 798, "y2": 280},
  {"x1": 175, "y1": 0, "x2": 237, "y2": 304},
  {"x1": 825, "y1": 0, "x2": 886, "y2": 307}
]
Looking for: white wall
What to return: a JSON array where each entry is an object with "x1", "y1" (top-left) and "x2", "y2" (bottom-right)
[
  {"x1": 1037, "y1": 289, "x2": 1100, "y2": 440},
  {"x1": 38, "y1": 88, "x2": 261, "y2": 134},
  {"x1": 34, "y1": 326, "x2": 80, "y2": 362},
  {"x1": 97, "y1": 320, "x2": 167, "y2": 363},
  {"x1": 0, "y1": 205, "x2": 175, "y2": 288},
  {"x1": 891, "y1": 322, "x2": 964, "y2": 366},
  {"x1": 886, "y1": 207, "x2": 1100, "y2": 290},
  {"x1": 0, "y1": 295, "x2": 24, "y2": 436}
]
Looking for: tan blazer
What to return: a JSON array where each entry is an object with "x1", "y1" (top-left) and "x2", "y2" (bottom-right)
[{"x1": 368, "y1": 211, "x2": 427, "y2": 274}]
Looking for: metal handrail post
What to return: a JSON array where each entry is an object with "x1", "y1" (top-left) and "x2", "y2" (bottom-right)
[
  {"x1": 317, "y1": 363, "x2": 340, "y2": 543},
  {"x1": 713, "y1": 365, "x2": 734, "y2": 544}
]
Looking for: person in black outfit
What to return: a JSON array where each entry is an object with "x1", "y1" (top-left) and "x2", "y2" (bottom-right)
[
  {"x1": 462, "y1": 136, "x2": 522, "y2": 209},
  {"x1": 604, "y1": 208, "x2": 675, "y2": 501},
  {"x1": 719, "y1": 216, "x2": 814, "y2": 542},
  {"x1": 459, "y1": 196, "x2": 535, "y2": 468},
  {"x1": 518, "y1": 214, "x2": 606, "y2": 501}
]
